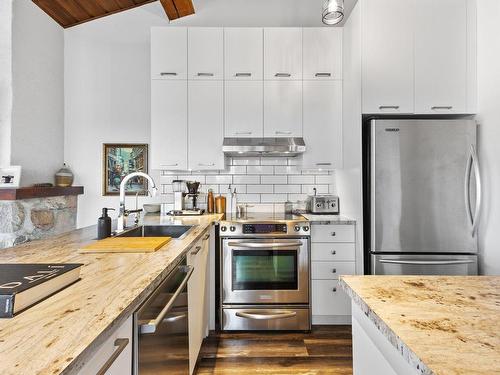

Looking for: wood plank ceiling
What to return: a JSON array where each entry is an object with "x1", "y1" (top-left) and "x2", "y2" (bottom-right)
[{"x1": 32, "y1": 0, "x2": 195, "y2": 28}]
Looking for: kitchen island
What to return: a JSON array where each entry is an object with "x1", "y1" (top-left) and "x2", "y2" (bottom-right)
[
  {"x1": 0, "y1": 214, "x2": 222, "y2": 375},
  {"x1": 340, "y1": 275, "x2": 500, "y2": 375}
]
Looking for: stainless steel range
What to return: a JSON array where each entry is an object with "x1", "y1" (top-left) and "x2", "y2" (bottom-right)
[{"x1": 219, "y1": 213, "x2": 311, "y2": 331}]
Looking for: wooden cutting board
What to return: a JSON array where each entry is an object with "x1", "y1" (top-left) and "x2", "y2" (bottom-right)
[{"x1": 80, "y1": 237, "x2": 171, "y2": 253}]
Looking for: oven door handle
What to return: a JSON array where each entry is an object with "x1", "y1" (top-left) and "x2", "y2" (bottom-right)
[
  {"x1": 227, "y1": 241, "x2": 303, "y2": 248},
  {"x1": 236, "y1": 310, "x2": 297, "y2": 320}
]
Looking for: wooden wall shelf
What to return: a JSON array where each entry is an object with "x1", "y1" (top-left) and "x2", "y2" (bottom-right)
[{"x1": 0, "y1": 186, "x2": 84, "y2": 201}]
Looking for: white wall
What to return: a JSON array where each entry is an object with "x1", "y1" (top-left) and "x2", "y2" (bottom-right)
[
  {"x1": 10, "y1": 0, "x2": 64, "y2": 185},
  {"x1": 477, "y1": 0, "x2": 500, "y2": 275},
  {"x1": 64, "y1": 0, "x2": 347, "y2": 227},
  {"x1": 0, "y1": 0, "x2": 12, "y2": 167}
]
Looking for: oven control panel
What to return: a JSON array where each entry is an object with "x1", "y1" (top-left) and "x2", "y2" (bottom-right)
[{"x1": 219, "y1": 221, "x2": 310, "y2": 237}]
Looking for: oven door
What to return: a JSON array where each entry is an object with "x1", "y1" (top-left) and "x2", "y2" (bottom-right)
[{"x1": 222, "y1": 238, "x2": 309, "y2": 304}]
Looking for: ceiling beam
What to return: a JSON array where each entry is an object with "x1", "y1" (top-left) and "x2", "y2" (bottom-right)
[{"x1": 159, "y1": 0, "x2": 195, "y2": 21}]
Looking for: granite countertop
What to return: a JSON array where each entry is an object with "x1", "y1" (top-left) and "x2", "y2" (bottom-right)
[
  {"x1": 300, "y1": 213, "x2": 356, "y2": 224},
  {"x1": 0, "y1": 213, "x2": 223, "y2": 375},
  {"x1": 340, "y1": 275, "x2": 500, "y2": 375}
]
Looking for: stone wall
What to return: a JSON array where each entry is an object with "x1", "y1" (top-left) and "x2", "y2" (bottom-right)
[{"x1": 0, "y1": 195, "x2": 77, "y2": 249}]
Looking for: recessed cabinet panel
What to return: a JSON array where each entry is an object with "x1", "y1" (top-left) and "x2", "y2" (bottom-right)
[
  {"x1": 151, "y1": 27, "x2": 187, "y2": 80},
  {"x1": 303, "y1": 28, "x2": 342, "y2": 80},
  {"x1": 264, "y1": 81, "x2": 303, "y2": 137},
  {"x1": 225, "y1": 81, "x2": 264, "y2": 138},
  {"x1": 188, "y1": 81, "x2": 225, "y2": 170},
  {"x1": 264, "y1": 28, "x2": 303, "y2": 80},
  {"x1": 188, "y1": 28, "x2": 224, "y2": 80},
  {"x1": 362, "y1": 0, "x2": 415, "y2": 114},
  {"x1": 151, "y1": 81, "x2": 188, "y2": 170},
  {"x1": 302, "y1": 81, "x2": 342, "y2": 169},
  {"x1": 225, "y1": 28, "x2": 263, "y2": 80},
  {"x1": 415, "y1": 0, "x2": 467, "y2": 113}
]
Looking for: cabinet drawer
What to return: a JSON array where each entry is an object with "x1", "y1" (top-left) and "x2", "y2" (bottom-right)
[
  {"x1": 77, "y1": 316, "x2": 132, "y2": 375},
  {"x1": 312, "y1": 243, "x2": 355, "y2": 262},
  {"x1": 312, "y1": 280, "x2": 351, "y2": 316},
  {"x1": 312, "y1": 261, "x2": 355, "y2": 280},
  {"x1": 311, "y1": 224, "x2": 355, "y2": 243}
]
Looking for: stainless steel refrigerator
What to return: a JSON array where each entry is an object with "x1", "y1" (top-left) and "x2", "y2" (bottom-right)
[{"x1": 366, "y1": 119, "x2": 481, "y2": 275}]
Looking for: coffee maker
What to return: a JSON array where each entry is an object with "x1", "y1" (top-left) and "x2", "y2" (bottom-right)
[{"x1": 169, "y1": 180, "x2": 205, "y2": 216}]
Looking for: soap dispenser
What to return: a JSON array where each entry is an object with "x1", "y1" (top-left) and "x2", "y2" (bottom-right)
[{"x1": 97, "y1": 208, "x2": 115, "y2": 239}]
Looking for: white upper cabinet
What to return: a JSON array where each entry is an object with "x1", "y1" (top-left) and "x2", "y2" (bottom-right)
[
  {"x1": 362, "y1": 0, "x2": 415, "y2": 114},
  {"x1": 303, "y1": 28, "x2": 343, "y2": 80},
  {"x1": 414, "y1": 0, "x2": 468, "y2": 114},
  {"x1": 264, "y1": 28, "x2": 303, "y2": 80},
  {"x1": 264, "y1": 81, "x2": 302, "y2": 137},
  {"x1": 151, "y1": 81, "x2": 188, "y2": 170},
  {"x1": 225, "y1": 81, "x2": 264, "y2": 138},
  {"x1": 151, "y1": 27, "x2": 187, "y2": 80},
  {"x1": 302, "y1": 81, "x2": 343, "y2": 169},
  {"x1": 224, "y1": 28, "x2": 263, "y2": 80},
  {"x1": 188, "y1": 81, "x2": 225, "y2": 170},
  {"x1": 188, "y1": 28, "x2": 224, "y2": 80}
]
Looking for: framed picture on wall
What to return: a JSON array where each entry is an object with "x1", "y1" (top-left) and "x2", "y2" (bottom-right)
[
  {"x1": 102, "y1": 144, "x2": 148, "y2": 196},
  {"x1": 0, "y1": 166, "x2": 22, "y2": 188}
]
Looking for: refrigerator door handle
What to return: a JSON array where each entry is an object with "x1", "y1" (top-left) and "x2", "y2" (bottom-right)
[
  {"x1": 379, "y1": 259, "x2": 476, "y2": 265},
  {"x1": 470, "y1": 145, "x2": 482, "y2": 237},
  {"x1": 464, "y1": 146, "x2": 473, "y2": 227}
]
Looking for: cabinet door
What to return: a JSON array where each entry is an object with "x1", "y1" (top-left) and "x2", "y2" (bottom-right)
[
  {"x1": 362, "y1": 0, "x2": 415, "y2": 114},
  {"x1": 264, "y1": 81, "x2": 302, "y2": 137},
  {"x1": 303, "y1": 28, "x2": 342, "y2": 80},
  {"x1": 188, "y1": 28, "x2": 223, "y2": 80},
  {"x1": 302, "y1": 81, "x2": 342, "y2": 169},
  {"x1": 264, "y1": 28, "x2": 302, "y2": 80},
  {"x1": 415, "y1": 0, "x2": 467, "y2": 113},
  {"x1": 151, "y1": 80, "x2": 188, "y2": 170},
  {"x1": 225, "y1": 81, "x2": 264, "y2": 138},
  {"x1": 188, "y1": 81, "x2": 224, "y2": 170},
  {"x1": 225, "y1": 28, "x2": 263, "y2": 80},
  {"x1": 151, "y1": 27, "x2": 187, "y2": 80}
]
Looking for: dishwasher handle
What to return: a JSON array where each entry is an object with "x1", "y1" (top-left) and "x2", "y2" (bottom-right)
[{"x1": 139, "y1": 265, "x2": 193, "y2": 334}]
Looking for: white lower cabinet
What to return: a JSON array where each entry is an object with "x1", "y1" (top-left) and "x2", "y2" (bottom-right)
[
  {"x1": 77, "y1": 316, "x2": 132, "y2": 375},
  {"x1": 187, "y1": 231, "x2": 211, "y2": 374},
  {"x1": 311, "y1": 223, "x2": 356, "y2": 325}
]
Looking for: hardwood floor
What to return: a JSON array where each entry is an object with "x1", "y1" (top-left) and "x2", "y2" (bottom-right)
[{"x1": 195, "y1": 326, "x2": 353, "y2": 374}]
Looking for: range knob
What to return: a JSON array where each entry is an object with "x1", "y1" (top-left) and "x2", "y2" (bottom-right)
[
  {"x1": 303, "y1": 226, "x2": 310, "y2": 232},
  {"x1": 316, "y1": 203, "x2": 321, "y2": 208},
  {"x1": 220, "y1": 226, "x2": 227, "y2": 232},
  {"x1": 230, "y1": 226, "x2": 236, "y2": 232},
  {"x1": 294, "y1": 225, "x2": 300, "y2": 232}
]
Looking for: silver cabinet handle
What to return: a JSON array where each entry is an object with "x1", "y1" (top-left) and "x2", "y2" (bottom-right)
[
  {"x1": 315, "y1": 73, "x2": 332, "y2": 77},
  {"x1": 275, "y1": 131, "x2": 292, "y2": 135},
  {"x1": 191, "y1": 245, "x2": 202, "y2": 255},
  {"x1": 465, "y1": 144, "x2": 482, "y2": 236},
  {"x1": 379, "y1": 259, "x2": 476, "y2": 265},
  {"x1": 227, "y1": 241, "x2": 303, "y2": 248},
  {"x1": 139, "y1": 265, "x2": 193, "y2": 334},
  {"x1": 197, "y1": 72, "x2": 214, "y2": 77},
  {"x1": 198, "y1": 163, "x2": 216, "y2": 167},
  {"x1": 379, "y1": 106, "x2": 400, "y2": 110},
  {"x1": 235, "y1": 73, "x2": 252, "y2": 77},
  {"x1": 275, "y1": 73, "x2": 291, "y2": 77},
  {"x1": 316, "y1": 162, "x2": 332, "y2": 166},
  {"x1": 331, "y1": 250, "x2": 337, "y2": 255},
  {"x1": 332, "y1": 268, "x2": 337, "y2": 273},
  {"x1": 160, "y1": 163, "x2": 179, "y2": 167},
  {"x1": 236, "y1": 310, "x2": 297, "y2": 320},
  {"x1": 160, "y1": 72, "x2": 177, "y2": 76},
  {"x1": 431, "y1": 106, "x2": 453, "y2": 110},
  {"x1": 96, "y1": 338, "x2": 129, "y2": 375},
  {"x1": 234, "y1": 131, "x2": 253, "y2": 135}
]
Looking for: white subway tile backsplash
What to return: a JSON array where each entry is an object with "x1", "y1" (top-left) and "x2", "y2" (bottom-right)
[
  {"x1": 238, "y1": 194, "x2": 261, "y2": 203},
  {"x1": 206, "y1": 175, "x2": 233, "y2": 185},
  {"x1": 261, "y1": 194, "x2": 288, "y2": 203},
  {"x1": 247, "y1": 165, "x2": 273, "y2": 175},
  {"x1": 232, "y1": 157, "x2": 260, "y2": 166},
  {"x1": 288, "y1": 175, "x2": 315, "y2": 184},
  {"x1": 231, "y1": 184, "x2": 247, "y2": 193},
  {"x1": 261, "y1": 158, "x2": 288, "y2": 166},
  {"x1": 159, "y1": 175, "x2": 178, "y2": 185},
  {"x1": 274, "y1": 184, "x2": 301, "y2": 193},
  {"x1": 302, "y1": 185, "x2": 329, "y2": 194},
  {"x1": 288, "y1": 193, "x2": 308, "y2": 202},
  {"x1": 203, "y1": 184, "x2": 220, "y2": 194},
  {"x1": 315, "y1": 174, "x2": 336, "y2": 185},
  {"x1": 221, "y1": 166, "x2": 247, "y2": 175},
  {"x1": 274, "y1": 166, "x2": 300, "y2": 175},
  {"x1": 233, "y1": 175, "x2": 260, "y2": 184},
  {"x1": 247, "y1": 184, "x2": 273, "y2": 193},
  {"x1": 261, "y1": 175, "x2": 287, "y2": 184},
  {"x1": 186, "y1": 175, "x2": 206, "y2": 183}
]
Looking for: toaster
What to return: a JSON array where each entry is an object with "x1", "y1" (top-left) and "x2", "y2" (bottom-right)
[{"x1": 308, "y1": 194, "x2": 340, "y2": 214}]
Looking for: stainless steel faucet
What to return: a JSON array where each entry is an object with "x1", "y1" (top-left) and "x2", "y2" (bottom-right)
[{"x1": 117, "y1": 172, "x2": 158, "y2": 232}]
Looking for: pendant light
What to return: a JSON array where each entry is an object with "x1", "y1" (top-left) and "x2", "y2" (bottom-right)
[{"x1": 322, "y1": 0, "x2": 344, "y2": 25}]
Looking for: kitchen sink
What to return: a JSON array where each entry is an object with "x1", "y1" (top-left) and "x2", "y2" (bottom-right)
[{"x1": 115, "y1": 225, "x2": 194, "y2": 239}]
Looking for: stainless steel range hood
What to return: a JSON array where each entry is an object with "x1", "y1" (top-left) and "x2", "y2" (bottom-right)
[{"x1": 222, "y1": 137, "x2": 306, "y2": 157}]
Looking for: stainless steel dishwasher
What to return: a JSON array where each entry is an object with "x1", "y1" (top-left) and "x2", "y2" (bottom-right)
[{"x1": 134, "y1": 257, "x2": 193, "y2": 374}]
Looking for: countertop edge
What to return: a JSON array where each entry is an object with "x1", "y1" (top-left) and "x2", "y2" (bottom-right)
[
  {"x1": 61, "y1": 221, "x2": 215, "y2": 375},
  {"x1": 339, "y1": 277, "x2": 435, "y2": 375}
]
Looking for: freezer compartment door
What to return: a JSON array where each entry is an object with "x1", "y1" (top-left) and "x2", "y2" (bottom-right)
[
  {"x1": 370, "y1": 119, "x2": 478, "y2": 253},
  {"x1": 372, "y1": 254, "x2": 478, "y2": 275}
]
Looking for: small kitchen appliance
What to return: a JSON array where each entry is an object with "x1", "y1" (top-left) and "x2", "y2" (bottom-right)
[
  {"x1": 219, "y1": 213, "x2": 311, "y2": 331},
  {"x1": 172, "y1": 180, "x2": 185, "y2": 211},
  {"x1": 308, "y1": 194, "x2": 340, "y2": 214},
  {"x1": 169, "y1": 180, "x2": 205, "y2": 216}
]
